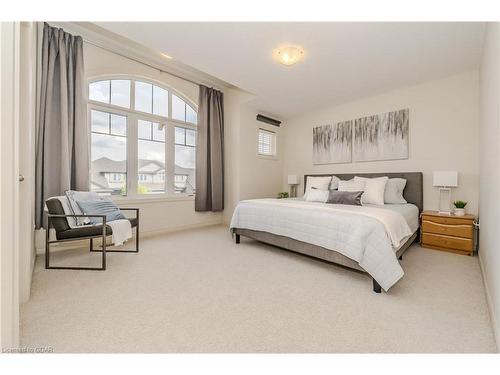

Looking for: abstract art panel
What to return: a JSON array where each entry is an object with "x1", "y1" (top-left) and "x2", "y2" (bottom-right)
[
  {"x1": 313, "y1": 121, "x2": 353, "y2": 164},
  {"x1": 353, "y1": 108, "x2": 409, "y2": 162}
]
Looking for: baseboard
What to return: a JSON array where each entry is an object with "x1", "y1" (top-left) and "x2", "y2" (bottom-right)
[
  {"x1": 478, "y1": 254, "x2": 499, "y2": 352},
  {"x1": 35, "y1": 220, "x2": 223, "y2": 255}
]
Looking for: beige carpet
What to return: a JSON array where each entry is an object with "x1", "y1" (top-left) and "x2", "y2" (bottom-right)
[{"x1": 21, "y1": 225, "x2": 496, "y2": 353}]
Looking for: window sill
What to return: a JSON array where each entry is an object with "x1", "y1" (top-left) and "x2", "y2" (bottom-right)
[
  {"x1": 111, "y1": 195, "x2": 195, "y2": 205},
  {"x1": 257, "y1": 154, "x2": 279, "y2": 161}
]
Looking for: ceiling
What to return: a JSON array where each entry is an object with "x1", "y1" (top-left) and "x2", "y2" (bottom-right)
[{"x1": 96, "y1": 22, "x2": 485, "y2": 119}]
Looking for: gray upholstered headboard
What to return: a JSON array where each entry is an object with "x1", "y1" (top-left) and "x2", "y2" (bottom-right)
[{"x1": 304, "y1": 172, "x2": 423, "y2": 212}]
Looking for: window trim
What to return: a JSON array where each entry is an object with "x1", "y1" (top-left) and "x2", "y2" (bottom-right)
[
  {"x1": 87, "y1": 75, "x2": 198, "y2": 201},
  {"x1": 257, "y1": 127, "x2": 278, "y2": 160}
]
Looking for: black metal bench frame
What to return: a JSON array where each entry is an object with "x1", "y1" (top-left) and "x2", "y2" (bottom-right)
[{"x1": 45, "y1": 208, "x2": 139, "y2": 271}]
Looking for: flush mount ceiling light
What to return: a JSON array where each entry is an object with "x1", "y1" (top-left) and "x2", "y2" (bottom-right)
[
  {"x1": 160, "y1": 53, "x2": 173, "y2": 59},
  {"x1": 273, "y1": 46, "x2": 304, "y2": 66}
]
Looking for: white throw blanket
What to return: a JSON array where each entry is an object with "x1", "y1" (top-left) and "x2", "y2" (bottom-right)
[
  {"x1": 107, "y1": 219, "x2": 132, "y2": 246},
  {"x1": 230, "y1": 199, "x2": 414, "y2": 291},
  {"x1": 50, "y1": 196, "x2": 132, "y2": 246}
]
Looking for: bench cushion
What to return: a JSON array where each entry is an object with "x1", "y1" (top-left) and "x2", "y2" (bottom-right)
[{"x1": 56, "y1": 218, "x2": 138, "y2": 240}]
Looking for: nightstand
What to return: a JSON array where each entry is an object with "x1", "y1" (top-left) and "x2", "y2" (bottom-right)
[{"x1": 420, "y1": 211, "x2": 475, "y2": 256}]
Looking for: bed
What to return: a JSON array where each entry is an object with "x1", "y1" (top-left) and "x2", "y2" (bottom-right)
[{"x1": 230, "y1": 172, "x2": 423, "y2": 293}]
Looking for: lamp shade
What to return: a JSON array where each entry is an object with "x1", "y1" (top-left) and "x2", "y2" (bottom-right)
[
  {"x1": 287, "y1": 175, "x2": 298, "y2": 185},
  {"x1": 433, "y1": 171, "x2": 458, "y2": 187}
]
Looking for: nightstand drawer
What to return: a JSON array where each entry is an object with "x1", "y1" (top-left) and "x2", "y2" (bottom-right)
[
  {"x1": 421, "y1": 215, "x2": 473, "y2": 226},
  {"x1": 422, "y1": 233, "x2": 473, "y2": 252},
  {"x1": 421, "y1": 219, "x2": 473, "y2": 239}
]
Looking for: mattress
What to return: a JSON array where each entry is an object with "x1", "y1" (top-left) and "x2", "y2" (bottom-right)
[{"x1": 364, "y1": 203, "x2": 420, "y2": 234}]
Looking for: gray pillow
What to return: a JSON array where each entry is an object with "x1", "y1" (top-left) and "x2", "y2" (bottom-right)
[
  {"x1": 327, "y1": 190, "x2": 363, "y2": 206},
  {"x1": 76, "y1": 199, "x2": 126, "y2": 225}
]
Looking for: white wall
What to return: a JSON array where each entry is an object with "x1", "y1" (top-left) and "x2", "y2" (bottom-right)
[
  {"x1": 478, "y1": 22, "x2": 500, "y2": 349},
  {"x1": 222, "y1": 94, "x2": 285, "y2": 224},
  {"x1": 0, "y1": 21, "x2": 21, "y2": 349},
  {"x1": 18, "y1": 22, "x2": 36, "y2": 304},
  {"x1": 238, "y1": 106, "x2": 285, "y2": 201},
  {"x1": 283, "y1": 71, "x2": 480, "y2": 215}
]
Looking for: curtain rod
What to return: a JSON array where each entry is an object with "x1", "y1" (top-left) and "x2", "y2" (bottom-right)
[{"x1": 82, "y1": 38, "x2": 206, "y2": 88}]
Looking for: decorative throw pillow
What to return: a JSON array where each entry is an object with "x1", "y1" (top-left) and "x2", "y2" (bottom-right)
[
  {"x1": 327, "y1": 190, "x2": 363, "y2": 206},
  {"x1": 384, "y1": 178, "x2": 407, "y2": 204},
  {"x1": 354, "y1": 176, "x2": 388, "y2": 205},
  {"x1": 337, "y1": 179, "x2": 365, "y2": 192},
  {"x1": 65, "y1": 190, "x2": 101, "y2": 226},
  {"x1": 305, "y1": 189, "x2": 329, "y2": 203},
  {"x1": 76, "y1": 199, "x2": 126, "y2": 225},
  {"x1": 329, "y1": 175, "x2": 341, "y2": 190},
  {"x1": 303, "y1": 176, "x2": 332, "y2": 199}
]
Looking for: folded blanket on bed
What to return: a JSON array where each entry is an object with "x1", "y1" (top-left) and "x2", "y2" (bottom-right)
[{"x1": 230, "y1": 198, "x2": 414, "y2": 291}]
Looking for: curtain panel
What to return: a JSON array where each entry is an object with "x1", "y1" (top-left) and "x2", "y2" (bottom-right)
[
  {"x1": 35, "y1": 23, "x2": 89, "y2": 228},
  {"x1": 195, "y1": 85, "x2": 224, "y2": 212}
]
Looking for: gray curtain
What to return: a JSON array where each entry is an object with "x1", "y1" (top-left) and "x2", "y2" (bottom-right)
[
  {"x1": 35, "y1": 23, "x2": 89, "y2": 228},
  {"x1": 195, "y1": 85, "x2": 224, "y2": 212}
]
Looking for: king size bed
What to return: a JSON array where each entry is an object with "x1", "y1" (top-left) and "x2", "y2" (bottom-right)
[{"x1": 230, "y1": 172, "x2": 423, "y2": 293}]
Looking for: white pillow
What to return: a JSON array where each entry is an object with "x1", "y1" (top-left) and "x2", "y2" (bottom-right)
[
  {"x1": 65, "y1": 190, "x2": 102, "y2": 226},
  {"x1": 305, "y1": 189, "x2": 329, "y2": 203},
  {"x1": 329, "y1": 175, "x2": 341, "y2": 190},
  {"x1": 304, "y1": 176, "x2": 332, "y2": 199},
  {"x1": 354, "y1": 176, "x2": 389, "y2": 205},
  {"x1": 338, "y1": 179, "x2": 365, "y2": 192},
  {"x1": 384, "y1": 178, "x2": 407, "y2": 204}
]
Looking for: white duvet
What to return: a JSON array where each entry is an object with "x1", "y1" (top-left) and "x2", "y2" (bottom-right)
[{"x1": 230, "y1": 199, "x2": 414, "y2": 291}]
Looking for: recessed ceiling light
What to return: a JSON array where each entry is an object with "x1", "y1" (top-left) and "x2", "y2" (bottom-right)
[
  {"x1": 273, "y1": 46, "x2": 304, "y2": 66},
  {"x1": 161, "y1": 53, "x2": 173, "y2": 59}
]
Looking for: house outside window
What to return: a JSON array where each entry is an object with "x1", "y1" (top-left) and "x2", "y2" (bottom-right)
[{"x1": 88, "y1": 77, "x2": 197, "y2": 198}]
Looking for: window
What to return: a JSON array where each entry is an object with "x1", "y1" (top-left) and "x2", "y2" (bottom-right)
[
  {"x1": 137, "y1": 120, "x2": 165, "y2": 194},
  {"x1": 174, "y1": 127, "x2": 196, "y2": 194},
  {"x1": 89, "y1": 79, "x2": 131, "y2": 108},
  {"x1": 258, "y1": 128, "x2": 276, "y2": 157},
  {"x1": 90, "y1": 110, "x2": 127, "y2": 195},
  {"x1": 88, "y1": 78, "x2": 197, "y2": 198}
]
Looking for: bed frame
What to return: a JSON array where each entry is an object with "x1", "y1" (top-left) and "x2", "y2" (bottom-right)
[{"x1": 233, "y1": 172, "x2": 423, "y2": 293}]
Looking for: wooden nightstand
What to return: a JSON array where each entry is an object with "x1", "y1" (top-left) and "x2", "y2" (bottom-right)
[{"x1": 420, "y1": 211, "x2": 475, "y2": 256}]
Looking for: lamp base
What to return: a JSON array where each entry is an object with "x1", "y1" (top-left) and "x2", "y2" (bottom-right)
[
  {"x1": 437, "y1": 210, "x2": 452, "y2": 215},
  {"x1": 289, "y1": 185, "x2": 298, "y2": 198},
  {"x1": 438, "y1": 187, "x2": 452, "y2": 214}
]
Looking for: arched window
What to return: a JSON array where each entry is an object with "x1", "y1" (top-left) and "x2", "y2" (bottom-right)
[{"x1": 88, "y1": 77, "x2": 197, "y2": 198}]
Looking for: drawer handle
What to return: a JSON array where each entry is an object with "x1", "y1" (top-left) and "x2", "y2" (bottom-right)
[{"x1": 422, "y1": 220, "x2": 470, "y2": 228}]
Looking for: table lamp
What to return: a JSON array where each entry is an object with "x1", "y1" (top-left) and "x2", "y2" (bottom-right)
[
  {"x1": 288, "y1": 175, "x2": 299, "y2": 198},
  {"x1": 433, "y1": 171, "x2": 458, "y2": 215}
]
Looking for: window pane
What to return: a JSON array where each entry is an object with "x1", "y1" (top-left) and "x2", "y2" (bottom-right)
[
  {"x1": 186, "y1": 129, "x2": 196, "y2": 146},
  {"x1": 138, "y1": 138, "x2": 165, "y2": 195},
  {"x1": 110, "y1": 80, "x2": 131, "y2": 108},
  {"x1": 138, "y1": 120, "x2": 152, "y2": 140},
  {"x1": 153, "y1": 85, "x2": 168, "y2": 117},
  {"x1": 175, "y1": 127, "x2": 185, "y2": 144},
  {"x1": 186, "y1": 105, "x2": 197, "y2": 124},
  {"x1": 172, "y1": 94, "x2": 186, "y2": 121},
  {"x1": 153, "y1": 123, "x2": 165, "y2": 142},
  {"x1": 175, "y1": 144, "x2": 195, "y2": 194},
  {"x1": 110, "y1": 114, "x2": 127, "y2": 136},
  {"x1": 89, "y1": 80, "x2": 110, "y2": 103},
  {"x1": 91, "y1": 110, "x2": 109, "y2": 133},
  {"x1": 91, "y1": 133, "x2": 127, "y2": 196},
  {"x1": 258, "y1": 129, "x2": 275, "y2": 156},
  {"x1": 135, "y1": 81, "x2": 153, "y2": 113}
]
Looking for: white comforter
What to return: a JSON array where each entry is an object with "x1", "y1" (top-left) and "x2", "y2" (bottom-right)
[{"x1": 230, "y1": 199, "x2": 414, "y2": 291}]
